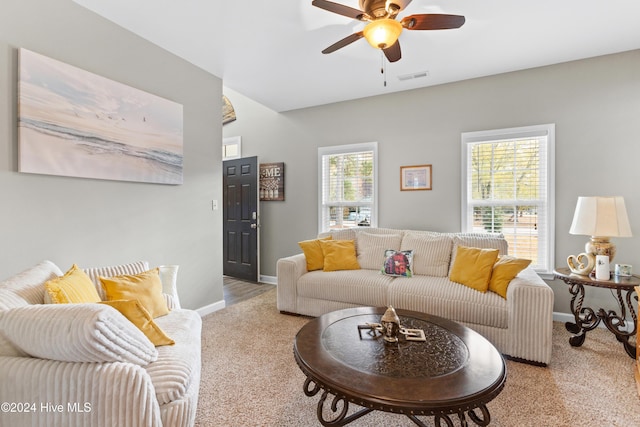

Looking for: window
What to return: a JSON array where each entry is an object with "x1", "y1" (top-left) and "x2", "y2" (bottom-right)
[
  {"x1": 318, "y1": 142, "x2": 378, "y2": 233},
  {"x1": 461, "y1": 125, "x2": 555, "y2": 275},
  {"x1": 222, "y1": 136, "x2": 241, "y2": 160}
]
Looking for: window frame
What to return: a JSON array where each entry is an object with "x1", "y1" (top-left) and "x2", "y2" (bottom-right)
[
  {"x1": 461, "y1": 124, "x2": 555, "y2": 276},
  {"x1": 318, "y1": 142, "x2": 378, "y2": 233},
  {"x1": 222, "y1": 136, "x2": 241, "y2": 160}
]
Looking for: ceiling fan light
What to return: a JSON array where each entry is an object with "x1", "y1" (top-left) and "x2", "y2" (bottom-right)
[{"x1": 363, "y1": 19, "x2": 402, "y2": 49}]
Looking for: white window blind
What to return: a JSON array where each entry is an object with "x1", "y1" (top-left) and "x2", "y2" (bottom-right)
[
  {"x1": 318, "y1": 142, "x2": 378, "y2": 233},
  {"x1": 461, "y1": 125, "x2": 555, "y2": 274}
]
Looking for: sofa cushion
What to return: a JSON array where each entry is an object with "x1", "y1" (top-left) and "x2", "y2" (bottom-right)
[
  {"x1": 298, "y1": 237, "x2": 331, "y2": 271},
  {"x1": 388, "y1": 276, "x2": 508, "y2": 329},
  {"x1": 147, "y1": 309, "x2": 202, "y2": 405},
  {"x1": 319, "y1": 228, "x2": 403, "y2": 252},
  {"x1": 44, "y1": 264, "x2": 102, "y2": 304},
  {"x1": 319, "y1": 240, "x2": 360, "y2": 271},
  {"x1": 449, "y1": 246, "x2": 499, "y2": 292},
  {"x1": 0, "y1": 260, "x2": 63, "y2": 310},
  {"x1": 0, "y1": 303, "x2": 158, "y2": 365},
  {"x1": 489, "y1": 256, "x2": 532, "y2": 299},
  {"x1": 400, "y1": 233, "x2": 453, "y2": 277},
  {"x1": 297, "y1": 269, "x2": 393, "y2": 307},
  {"x1": 100, "y1": 300, "x2": 175, "y2": 346},
  {"x1": 357, "y1": 232, "x2": 403, "y2": 270},
  {"x1": 318, "y1": 228, "x2": 357, "y2": 241},
  {"x1": 101, "y1": 268, "x2": 170, "y2": 318}
]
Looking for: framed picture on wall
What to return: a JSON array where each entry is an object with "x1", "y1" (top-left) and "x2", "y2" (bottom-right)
[
  {"x1": 260, "y1": 162, "x2": 285, "y2": 201},
  {"x1": 400, "y1": 165, "x2": 432, "y2": 191}
]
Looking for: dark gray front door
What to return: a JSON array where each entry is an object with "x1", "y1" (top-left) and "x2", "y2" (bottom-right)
[{"x1": 223, "y1": 156, "x2": 259, "y2": 281}]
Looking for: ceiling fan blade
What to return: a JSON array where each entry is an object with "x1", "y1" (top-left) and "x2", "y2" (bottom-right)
[
  {"x1": 312, "y1": 0, "x2": 366, "y2": 21},
  {"x1": 322, "y1": 31, "x2": 365, "y2": 54},
  {"x1": 401, "y1": 14, "x2": 466, "y2": 30},
  {"x1": 383, "y1": 41, "x2": 401, "y2": 63}
]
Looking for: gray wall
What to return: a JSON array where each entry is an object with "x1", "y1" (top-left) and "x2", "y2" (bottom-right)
[
  {"x1": 0, "y1": 0, "x2": 223, "y2": 310},
  {"x1": 224, "y1": 49, "x2": 640, "y2": 315}
]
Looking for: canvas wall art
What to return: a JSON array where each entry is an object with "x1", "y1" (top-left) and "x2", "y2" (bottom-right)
[{"x1": 18, "y1": 48, "x2": 184, "y2": 184}]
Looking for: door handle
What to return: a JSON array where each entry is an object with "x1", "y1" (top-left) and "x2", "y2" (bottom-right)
[{"x1": 251, "y1": 223, "x2": 257, "y2": 229}]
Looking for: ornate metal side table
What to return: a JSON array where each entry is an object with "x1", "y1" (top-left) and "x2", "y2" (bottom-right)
[{"x1": 554, "y1": 267, "x2": 640, "y2": 358}]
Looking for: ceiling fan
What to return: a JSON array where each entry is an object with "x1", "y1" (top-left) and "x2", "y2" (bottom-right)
[{"x1": 312, "y1": 0, "x2": 465, "y2": 62}]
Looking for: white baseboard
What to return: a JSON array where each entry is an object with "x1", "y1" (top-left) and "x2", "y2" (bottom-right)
[
  {"x1": 195, "y1": 277, "x2": 276, "y2": 317},
  {"x1": 196, "y1": 300, "x2": 226, "y2": 317},
  {"x1": 259, "y1": 275, "x2": 277, "y2": 285},
  {"x1": 553, "y1": 311, "x2": 574, "y2": 324}
]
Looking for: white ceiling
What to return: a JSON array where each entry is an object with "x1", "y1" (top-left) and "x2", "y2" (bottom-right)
[{"x1": 73, "y1": 0, "x2": 640, "y2": 112}]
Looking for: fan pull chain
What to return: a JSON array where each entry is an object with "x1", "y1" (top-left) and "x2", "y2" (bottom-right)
[{"x1": 381, "y1": 51, "x2": 387, "y2": 87}]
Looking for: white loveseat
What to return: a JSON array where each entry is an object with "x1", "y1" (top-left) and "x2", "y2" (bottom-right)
[
  {"x1": 0, "y1": 260, "x2": 201, "y2": 427},
  {"x1": 277, "y1": 227, "x2": 554, "y2": 365}
]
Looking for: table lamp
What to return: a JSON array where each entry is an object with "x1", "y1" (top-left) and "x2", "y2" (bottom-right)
[{"x1": 569, "y1": 196, "x2": 632, "y2": 262}]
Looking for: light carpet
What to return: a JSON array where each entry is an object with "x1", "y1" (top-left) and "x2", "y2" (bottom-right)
[{"x1": 195, "y1": 288, "x2": 640, "y2": 426}]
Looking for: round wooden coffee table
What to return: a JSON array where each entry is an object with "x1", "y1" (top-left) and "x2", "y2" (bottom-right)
[{"x1": 294, "y1": 307, "x2": 506, "y2": 427}]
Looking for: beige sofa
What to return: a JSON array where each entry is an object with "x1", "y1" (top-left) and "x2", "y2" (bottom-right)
[
  {"x1": 0, "y1": 260, "x2": 201, "y2": 427},
  {"x1": 277, "y1": 227, "x2": 554, "y2": 365}
]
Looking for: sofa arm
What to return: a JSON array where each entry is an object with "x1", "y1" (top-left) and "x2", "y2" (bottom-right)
[
  {"x1": 276, "y1": 254, "x2": 308, "y2": 313},
  {"x1": 505, "y1": 267, "x2": 554, "y2": 365},
  {"x1": 163, "y1": 293, "x2": 181, "y2": 310},
  {"x1": 0, "y1": 356, "x2": 162, "y2": 427},
  {"x1": 158, "y1": 265, "x2": 181, "y2": 309}
]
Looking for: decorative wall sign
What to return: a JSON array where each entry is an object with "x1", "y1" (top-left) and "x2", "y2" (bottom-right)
[
  {"x1": 260, "y1": 162, "x2": 285, "y2": 201},
  {"x1": 400, "y1": 164, "x2": 432, "y2": 191},
  {"x1": 18, "y1": 48, "x2": 184, "y2": 184}
]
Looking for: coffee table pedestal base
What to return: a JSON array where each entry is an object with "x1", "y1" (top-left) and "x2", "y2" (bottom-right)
[{"x1": 304, "y1": 377, "x2": 492, "y2": 427}]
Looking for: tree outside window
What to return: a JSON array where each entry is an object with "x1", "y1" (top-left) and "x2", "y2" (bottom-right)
[{"x1": 462, "y1": 125, "x2": 555, "y2": 274}]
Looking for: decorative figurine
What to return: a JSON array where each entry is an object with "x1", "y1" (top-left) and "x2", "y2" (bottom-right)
[
  {"x1": 567, "y1": 252, "x2": 595, "y2": 276},
  {"x1": 381, "y1": 306, "x2": 401, "y2": 343}
]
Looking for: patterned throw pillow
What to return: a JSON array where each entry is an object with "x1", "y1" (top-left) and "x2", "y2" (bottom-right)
[{"x1": 381, "y1": 250, "x2": 414, "y2": 277}]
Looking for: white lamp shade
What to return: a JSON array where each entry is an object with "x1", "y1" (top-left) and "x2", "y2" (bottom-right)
[{"x1": 569, "y1": 196, "x2": 632, "y2": 237}]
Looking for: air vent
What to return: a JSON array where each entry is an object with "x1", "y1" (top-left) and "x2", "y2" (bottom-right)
[{"x1": 397, "y1": 70, "x2": 429, "y2": 81}]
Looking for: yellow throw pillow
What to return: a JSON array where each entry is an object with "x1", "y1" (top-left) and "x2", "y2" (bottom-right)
[
  {"x1": 45, "y1": 264, "x2": 101, "y2": 304},
  {"x1": 489, "y1": 256, "x2": 532, "y2": 299},
  {"x1": 449, "y1": 246, "x2": 499, "y2": 292},
  {"x1": 298, "y1": 236, "x2": 332, "y2": 271},
  {"x1": 319, "y1": 239, "x2": 360, "y2": 272},
  {"x1": 100, "y1": 300, "x2": 174, "y2": 346},
  {"x1": 100, "y1": 268, "x2": 169, "y2": 318}
]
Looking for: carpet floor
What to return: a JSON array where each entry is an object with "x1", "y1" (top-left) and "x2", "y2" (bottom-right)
[{"x1": 195, "y1": 288, "x2": 640, "y2": 426}]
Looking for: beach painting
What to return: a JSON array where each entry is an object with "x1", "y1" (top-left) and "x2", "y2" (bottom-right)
[{"x1": 18, "y1": 48, "x2": 183, "y2": 184}]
